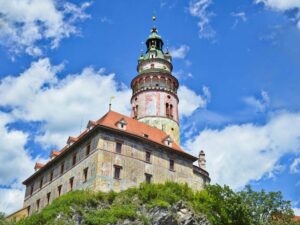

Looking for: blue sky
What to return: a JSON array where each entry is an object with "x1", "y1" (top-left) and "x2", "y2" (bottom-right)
[{"x1": 0, "y1": 0, "x2": 300, "y2": 215}]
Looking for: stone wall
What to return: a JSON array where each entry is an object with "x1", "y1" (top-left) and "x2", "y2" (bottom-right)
[
  {"x1": 23, "y1": 128, "x2": 207, "y2": 215},
  {"x1": 95, "y1": 131, "x2": 204, "y2": 192},
  {"x1": 23, "y1": 137, "x2": 99, "y2": 215}
]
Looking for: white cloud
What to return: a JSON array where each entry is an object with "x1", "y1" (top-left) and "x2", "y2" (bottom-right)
[
  {"x1": 0, "y1": 112, "x2": 41, "y2": 215},
  {"x1": 244, "y1": 90, "x2": 270, "y2": 112},
  {"x1": 255, "y1": 0, "x2": 300, "y2": 29},
  {"x1": 0, "y1": 0, "x2": 91, "y2": 56},
  {"x1": 185, "y1": 111, "x2": 300, "y2": 189},
  {"x1": 178, "y1": 86, "x2": 211, "y2": 117},
  {"x1": 0, "y1": 188, "x2": 25, "y2": 215},
  {"x1": 169, "y1": 45, "x2": 190, "y2": 59},
  {"x1": 188, "y1": 0, "x2": 216, "y2": 39},
  {"x1": 0, "y1": 112, "x2": 35, "y2": 187},
  {"x1": 255, "y1": 0, "x2": 300, "y2": 11},
  {"x1": 290, "y1": 157, "x2": 300, "y2": 173},
  {"x1": 0, "y1": 58, "x2": 132, "y2": 148}
]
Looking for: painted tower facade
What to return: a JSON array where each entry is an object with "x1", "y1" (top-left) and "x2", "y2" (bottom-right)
[{"x1": 131, "y1": 25, "x2": 180, "y2": 144}]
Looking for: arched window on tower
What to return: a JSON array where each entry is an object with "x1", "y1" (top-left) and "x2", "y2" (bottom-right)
[
  {"x1": 133, "y1": 105, "x2": 138, "y2": 119},
  {"x1": 170, "y1": 104, "x2": 173, "y2": 118},
  {"x1": 166, "y1": 103, "x2": 170, "y2": 117}
]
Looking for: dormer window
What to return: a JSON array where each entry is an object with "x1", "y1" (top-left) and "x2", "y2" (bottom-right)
[
  {"x1": 163, "y1": 136, "x2": 173, "y2": 147},
  {"x1": 87, "y1": 120, "x2": 96, "y2": 131},
  {"x1": 67, "y1": 136, "x2": 78, "y2": 146},
  {"x1": 116, "y1": 118, "x2": 127, "y2": 130}
]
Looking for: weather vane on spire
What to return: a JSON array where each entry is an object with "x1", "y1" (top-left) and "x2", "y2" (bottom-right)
[{"x1": 152, "y1": 12, "x2": 157, "y2": 29}]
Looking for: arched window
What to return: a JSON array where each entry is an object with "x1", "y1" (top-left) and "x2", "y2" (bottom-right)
[
  {"x1": 170, "y1": 104, "x2": 173, "y2": 118},
  {"x1": 166, "y1": 103, "x2": 169, "y2": 117}
]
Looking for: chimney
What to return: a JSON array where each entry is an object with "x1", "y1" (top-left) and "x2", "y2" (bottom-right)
[{"x1": 198, "y1": 150, "x2": 206, "y2": 170}]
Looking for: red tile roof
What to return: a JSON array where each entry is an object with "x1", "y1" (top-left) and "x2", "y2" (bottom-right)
[
  {"x1": 24, "y1": 111, "x2": 198, "y2": 184},
  {"x1": 34, "y1": 163, "x2": 44, "y2": 170},
  {"x1": 95, "y1": 111, "x2": 185, "y2": 153},
  {"x1": 50, "y1": 150, "x2": 60, "y2": 158}
]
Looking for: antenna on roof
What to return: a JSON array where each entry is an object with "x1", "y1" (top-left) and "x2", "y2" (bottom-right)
[{"x1": 109, "y1": 96, "x2": 115, "y2": 111}]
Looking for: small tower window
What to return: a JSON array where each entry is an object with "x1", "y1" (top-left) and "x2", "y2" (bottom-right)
[{"x1": 151, "y1": 63, "x2": 154, "y2": 68}]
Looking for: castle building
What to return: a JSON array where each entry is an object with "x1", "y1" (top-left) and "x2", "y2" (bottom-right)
[{"x1": 10, "y1": 21, "x2": 210, "y2": 219}]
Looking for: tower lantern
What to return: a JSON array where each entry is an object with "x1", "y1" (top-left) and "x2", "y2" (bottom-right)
[{"x1": 131, "y1": 18, "x2": 180, "y2": 144}]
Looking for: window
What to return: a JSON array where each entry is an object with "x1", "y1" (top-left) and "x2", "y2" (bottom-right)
[
  {"x1": 72, "y1": 153, "x2": 77, "y2": 166},
  {"x1": 69, "y1": 177, "x2": 74, "y2": 191},
  {"x1": 58, "y1": 185, "x2": 62, "y2": 197},
  {"x1": 30, "y1": 185, "x2": 34, "y2": 195},
  {"x1": 169, "y1": 159, "x2": 175, "y2": 171},
  {"x1": 60, "y1": 162, "x2": 64, "y2": 175},
  {"x1": 151, "y1": 63, "x2": 154, "y2": 68},
  {"x1": 145, "y1": 173, "x2": 152, "y2": 184},
  {"x1": 39, "y1": 177, "x2": 43, "y2": 189},
  {"x1": 114, "y1": 165, "x2": 122, "y2": 179},
  {"x1": 83, "y1": 167, "x2": 88, "y2": 183},
  {"x1": 166, "y1": 103, "x2": 170, "y2": 117},
  {"x1": 36, "y1": 199, "x2": 40, "y2": 211},
  {"x1": 27, "y1": 206, "x2": 31, "y2": 215},
  {"x1": 145, "y1": 151, "x2": 151, "y2": 163},
  {"x1": 170, "y1": 104, "x2": 173, "y2": 118},
  {"x1": 49, "y1": 170, "x2": 53, "y2": 182},
  {"x1": 47, "y1": 192, "x2": 51, "y2": 205},
  {"x1": 116, "y1": 142, "x2": 122, "y2": 154},
  {"x1": 86, "y1": 143, "x2": 91, "y2": 156}
]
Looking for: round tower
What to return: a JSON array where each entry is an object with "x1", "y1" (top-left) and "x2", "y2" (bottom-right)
[{"x1": 131, "y1": 21, "x2": 180, "y2": 144}]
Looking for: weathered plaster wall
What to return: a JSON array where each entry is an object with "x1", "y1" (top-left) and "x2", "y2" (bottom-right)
[
  {"x1": 95, "y1": 131, "x2": 203, "y2": 192},
  {"x1": 23, "y1": 129, "x2": 206, "y2": 215},
  {"x1": 23, "y1": 137, "x2": 99, "y2": 215}
]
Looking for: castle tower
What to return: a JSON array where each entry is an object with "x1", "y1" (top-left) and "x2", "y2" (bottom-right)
[{"x1": 131, "y1": 19, "x2": 180, "y2": 144}]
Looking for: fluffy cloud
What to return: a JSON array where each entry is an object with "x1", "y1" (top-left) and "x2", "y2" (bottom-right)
[
  {"x1": 0, "y1": 188, "x2": 25, "y2": 215},
  {"x1": 169, "y1": 45, "x2": 190, "y2": 59},
  {"x1": 0, "y1": 112, "x2": 40, "y2": 215},
  {"x1": 0, "y1": 58, "x2": 132, "y2": 148},
  {"x1": 255, "y1": 0, "x2": 300, "y2": 29},
  {"x1": 188, "y1": 0, "x2": 216, "y2": 39},
  {"x1": 0, "y1": 58, "x2": 205, "y2": 148},
  {"x1": 178, "y1": 86, "x2": 211, "y2": 117},
  {"x1": 0, "y1": 0, "x2": 91, "y2": 56},
  {"x1": 186, "y1": 111, "x2": 300, "y2": 189}
]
